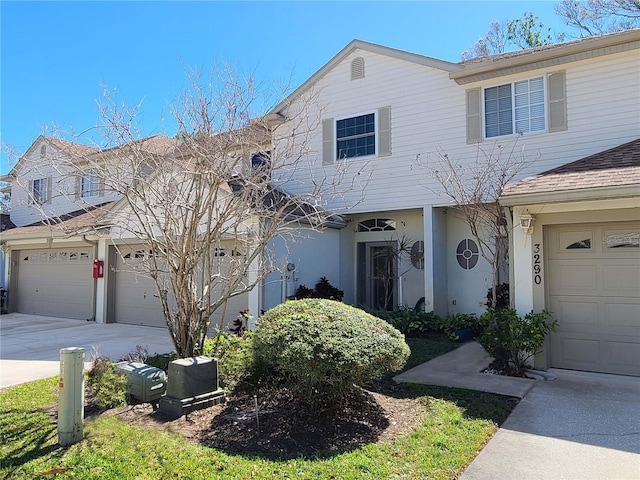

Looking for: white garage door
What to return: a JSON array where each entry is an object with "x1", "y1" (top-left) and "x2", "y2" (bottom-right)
[
  {"x1": 16, "y1": 248, "x2": 94, "y2": 320},
  {"x1": 114, "y1": 246, "x2": 249, "y2": 331},
  {"x1": 547, "y1": 222, "x2": 640, "y2": 376}
]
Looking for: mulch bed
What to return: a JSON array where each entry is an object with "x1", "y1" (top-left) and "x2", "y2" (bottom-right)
[{"x1": 103, "y1": 381, "x2": 427, "y2": 459}]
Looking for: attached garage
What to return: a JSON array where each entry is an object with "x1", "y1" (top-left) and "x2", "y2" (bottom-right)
[
  {"x1": 112, "y1": 245, "x2": 249, "y2": 331},
  {"x1": 16, "y1": 247, "x2": 94, "y2": 320},
  {"x1": 502, "y1": 138, "x2": 640, "y2": 377},
  {"x1": 113, "y1": 247, "x2": 166, "y2": 328},
  {"x1": 546, "y1": 222, "x2": 640, "y2": 376}
]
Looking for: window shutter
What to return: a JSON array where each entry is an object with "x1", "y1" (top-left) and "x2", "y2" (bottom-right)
[
  {"x1": 28, "y1": 179, "x2": 34, "y2": 205},
  {"x1": 98, "y1": 177, "x2": 105, "y2": 197},
  {"x1": 548, "y1": 71, "x2": 567, "y2": 133},
  {"x1": 466, "y1": 88, "x2": 482, "y2": 144},
  {"x1": 322, "y1": 118, "x2": 334, "y2": 165},
  {"x1": 75, "y1": 176, "x2": 82, "y2": 200},
  {"x1": 45, "y1": 177, "x2": 52, "y2": 204},
  {"x1": 377, "y1": 106, "x2": 391, "y2": 157}
]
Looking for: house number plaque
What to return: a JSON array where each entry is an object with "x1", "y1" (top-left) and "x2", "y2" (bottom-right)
[{"x1": 533, "y1": 243, "x2": 542, "y2": 285}]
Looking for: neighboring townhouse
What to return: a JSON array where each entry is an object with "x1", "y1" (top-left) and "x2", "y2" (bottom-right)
[
  {"x1": 2, "y1": 30, "x2": 638, "y2": 376},
  {"x1": 265, "y1": 30, "x2": 639, "y2": 375},
  {"x1": 1, "y1": 135, "x2": 176, "y2": 323},
  {"x1": 1, "y1": 129, "x2": 296, "y2": 331}
]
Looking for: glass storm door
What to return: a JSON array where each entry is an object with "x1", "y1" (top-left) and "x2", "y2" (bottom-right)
[{"x1": 359, "y1": 242, "x2": 397, "y2": 311}]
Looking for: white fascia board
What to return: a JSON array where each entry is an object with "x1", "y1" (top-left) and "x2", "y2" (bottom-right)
[{"x1": 500, "y1": 185, "x2": 640, "y2": 207}]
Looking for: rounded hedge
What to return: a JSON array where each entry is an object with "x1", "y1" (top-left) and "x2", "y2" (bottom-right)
[{"x1": 253, "y1": 299, "x2": 410, "y2": 405}]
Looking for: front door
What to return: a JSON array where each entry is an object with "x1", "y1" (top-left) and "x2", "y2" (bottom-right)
[{"x1": 358, "y1": 242, "x2": 397, "y2": 311}]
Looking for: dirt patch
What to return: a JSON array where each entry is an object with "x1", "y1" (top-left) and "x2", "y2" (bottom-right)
[{"x1": 108, "y1": 382, "x2": 427, "y2": 459}]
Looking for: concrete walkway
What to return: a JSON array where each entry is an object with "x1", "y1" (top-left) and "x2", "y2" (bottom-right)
[
  {"x1": 0, "y1": 313, "x2": 175, "y2": 388},
  {"x1": 394, "y1": 341, "x2": 640, "y2": 480}
]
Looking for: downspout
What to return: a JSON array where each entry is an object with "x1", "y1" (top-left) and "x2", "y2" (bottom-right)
[
  {"x1": 502, "y1": 206, "x2": 515, "y2": 309},
  {"x1": 81, "y1": 235, "x2": 98, "y2": 322}
]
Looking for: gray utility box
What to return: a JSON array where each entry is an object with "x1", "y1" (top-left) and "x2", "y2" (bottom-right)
[{"x1": 116, "y1": 362, "x2": 167, "y2": 404}]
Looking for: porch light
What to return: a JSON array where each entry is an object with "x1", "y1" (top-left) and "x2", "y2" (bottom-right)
[{"x1": 519, "y1": 213, "x2": 535, "y2": 235}]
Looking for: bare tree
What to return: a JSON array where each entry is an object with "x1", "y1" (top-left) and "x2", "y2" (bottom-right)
[
  {"x1": 10, "y1": 64, "x2": 361, "y2": 358},
  {"x1": 417, "y1": 141, "x2": 537, "y2": 308},
  {"x1": 462, "y1": 12, "x2": 566, "y2": 60},
  {"x1": 555, "y1": 0, "x2": 640, "y2": 36}
]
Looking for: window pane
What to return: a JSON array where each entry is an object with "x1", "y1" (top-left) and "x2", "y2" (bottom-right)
[{"x1": 336, "y1": 113, "x2": 375, "y2": 159}]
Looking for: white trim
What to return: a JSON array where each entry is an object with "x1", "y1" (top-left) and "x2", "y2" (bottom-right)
[{"x1": 482, "y1": 74, "x2": 548, "y2": 140}]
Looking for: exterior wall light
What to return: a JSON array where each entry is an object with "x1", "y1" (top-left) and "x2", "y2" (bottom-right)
[{"x1": 520, "y1": 213, "x2": 535, "y2": 235}]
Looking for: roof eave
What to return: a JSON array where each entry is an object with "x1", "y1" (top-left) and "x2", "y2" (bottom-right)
[
  {"x1": 451, "y1": 29, "x2": 640, "y2": 85},
  {"x1": 499, "y1": 184, "x2": 640, "y2": 207}
]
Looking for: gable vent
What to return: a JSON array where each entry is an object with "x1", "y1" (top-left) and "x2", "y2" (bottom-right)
[
  {"x1": 40, "y1": 145, "x2": 47, "y2": 157},
  {"x1": 351, "y1": 57, "x2": 364, "y2": 80}
]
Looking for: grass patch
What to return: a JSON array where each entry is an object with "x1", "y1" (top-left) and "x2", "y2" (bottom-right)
[
  {"x1": 1, "y1": 339, "x2": 514, "y2": 480},
  {"x1": 403, "y1": 335, "x2": 459, "y2": 370}
]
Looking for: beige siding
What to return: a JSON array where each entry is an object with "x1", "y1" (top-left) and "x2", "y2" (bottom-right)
[{"x1": 276, "y1": 48, "x2": 640, "y2": 215}]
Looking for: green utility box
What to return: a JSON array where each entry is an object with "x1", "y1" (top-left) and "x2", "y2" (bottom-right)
[{"x1": 116, "y1": 362, "x2": 167, "y2": 405}]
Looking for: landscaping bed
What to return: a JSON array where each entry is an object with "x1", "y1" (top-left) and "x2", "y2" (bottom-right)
[{"x1": 0, "y1": 336, "x2": 518, "y2": 479}]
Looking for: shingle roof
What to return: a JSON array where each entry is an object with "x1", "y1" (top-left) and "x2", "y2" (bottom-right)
[
  {"x1": 46, "y1": 137, "x2": 100, "y2": 157},
  {"x1": 0, "y1": 202, "x2": 117, "y2": 238},
  {"x1": 502, "y1": 139, "x2": 640, "y2": 197}
]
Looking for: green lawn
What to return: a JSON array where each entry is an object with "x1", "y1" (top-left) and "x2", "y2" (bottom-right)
[{"x1": 0, "y1": 338, "x2": 514, "y2": 480}]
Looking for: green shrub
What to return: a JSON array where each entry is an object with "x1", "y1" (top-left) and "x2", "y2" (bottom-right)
[
  {"x1": 203, "y1": 332, "x2": 255, "y2": 391},
  {"x1": 86, "y1": 357, "x2": 128, "y2": 410},
  {"x1": 145, "y1": 352, "x2": 178, "y2": 372},
  {"x1": 377, "y1": 308, "x2": 442, "y2": 336},
  {"x1": 254, "y1": 299, "x2": 410, "y2": 407},
  {"x1": 294, "y1": 277, "x2": 344, "y2": 301},
  {"x1": 477, "y1": 309, "x2": 557, "y2": 374},
  {"x1": 436, "y1": 313, "x2": 481, "y2": 339}
]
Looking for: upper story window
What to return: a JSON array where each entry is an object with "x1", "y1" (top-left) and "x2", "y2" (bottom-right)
[
  {"x1": 466, "y1": 71, "x2": 566, "y2": 144},
  {"x1": 323, "y1": 106, "x2": 391, "y2": 164},
  {"x1": 485, "y1": 77, "x2": 545, "y2": 138},
  {"x1": 81, "y1": 172, "x2": 101, "y2": 198},
  {"x1": 31, "y1": 177, "x2": 49, "y2": 205},
  {"x1": 336, "y1": 113, "x2": 376, "y2": 159}
]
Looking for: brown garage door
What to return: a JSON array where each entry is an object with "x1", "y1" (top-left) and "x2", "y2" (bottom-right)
[
  {"x1": 547, "y1": 222, "x2": 640, "y2": 376},
  {"x1": 114, "y1": 246, "x2": 248, "y2": 331},
  {"x1": 16, "y1": 248, "x2": 94, "y2": 320}
]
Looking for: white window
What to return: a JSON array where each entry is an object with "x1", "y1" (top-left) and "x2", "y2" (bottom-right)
[
  {"x1": 322, "y1": 106, "x2": 391, "y2": 164},
  {"x1": 31, "y1": 177, "x2": 49, "y2": 204},
  {"x1": 484, "y1": 76, "x2": 545, "y2": 138},
  {"x1": 81, "y1": 171, "x2": 101, "y2": 198},
  {"x1": 336, "y1": 112, "x2": 376, "y2": 160}
]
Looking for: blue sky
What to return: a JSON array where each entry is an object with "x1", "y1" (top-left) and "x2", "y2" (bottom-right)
[{"x1": 1, "y1": 1, "x2": 572, "y2": 174}]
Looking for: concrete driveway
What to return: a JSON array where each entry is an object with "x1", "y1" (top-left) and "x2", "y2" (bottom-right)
[
  {"x1": 0, "y1": 313, "x2": 175, "y2": 389},
  {"x1": 395, "y1": 342, "x2": 640, "y2": 480},
  {"x1": 461, "y1": 369, "x2": 640, "y2": 480}
]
